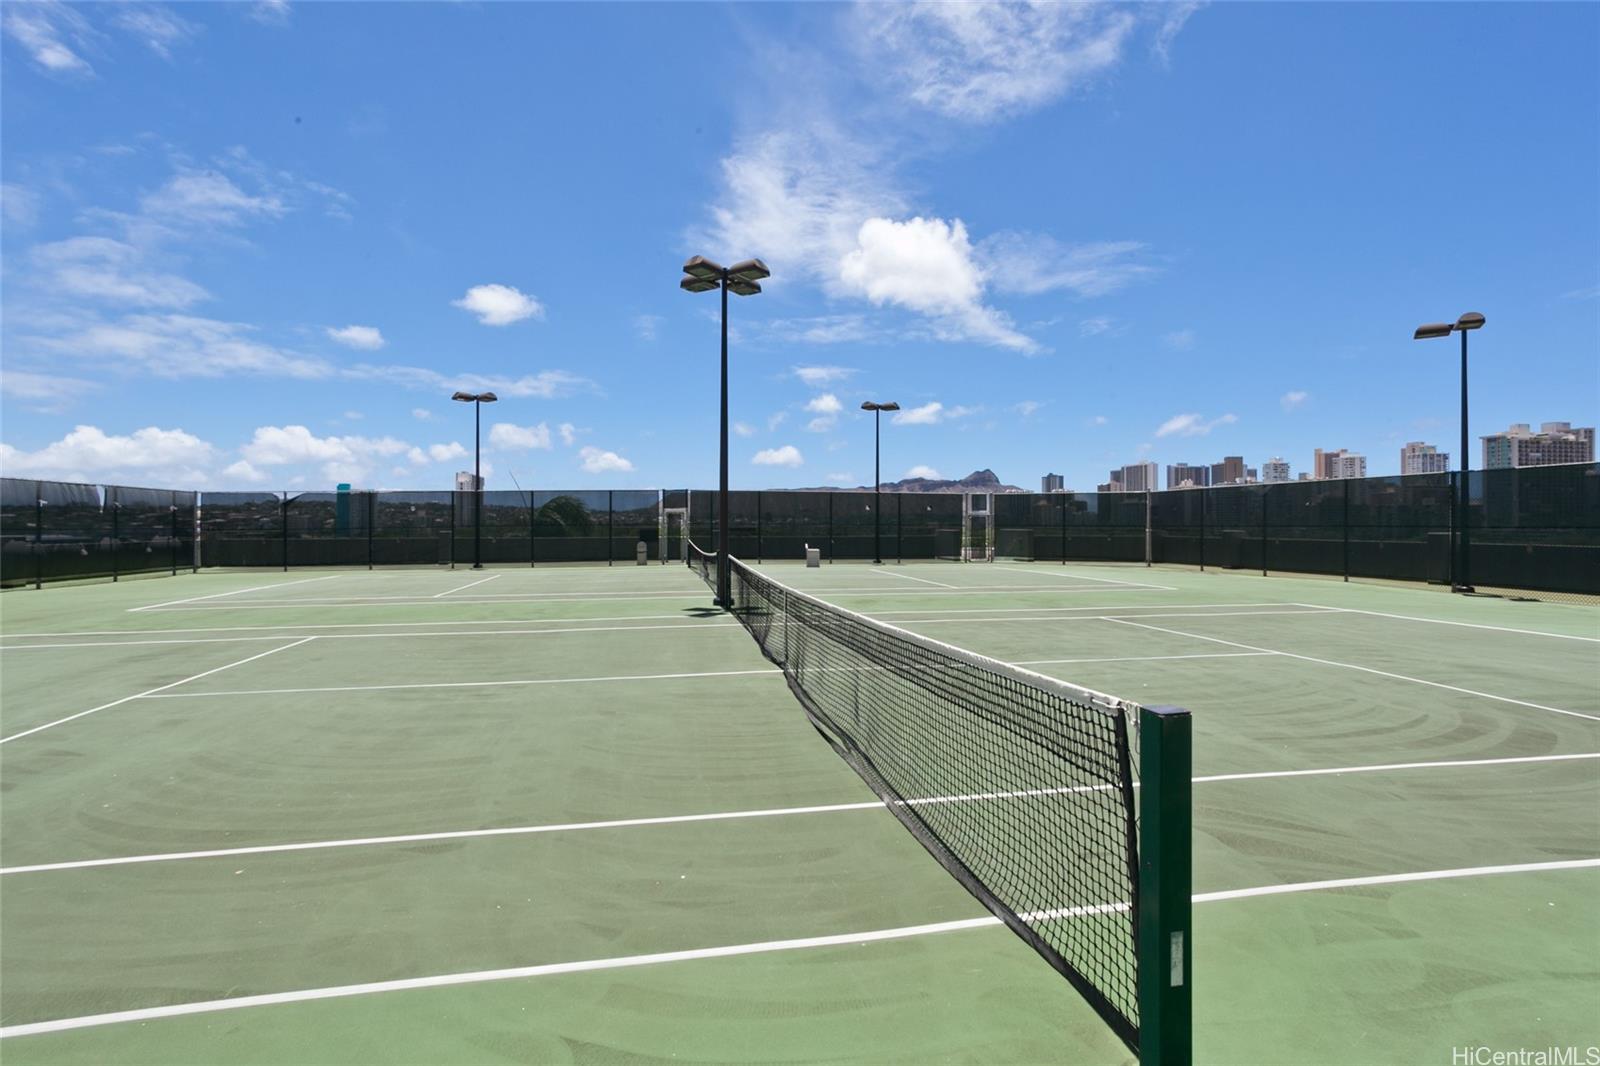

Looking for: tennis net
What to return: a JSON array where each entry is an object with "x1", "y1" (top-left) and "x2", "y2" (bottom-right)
[{"x1": 686, "y1": 541, "x2": 1185, "y2": 1056}]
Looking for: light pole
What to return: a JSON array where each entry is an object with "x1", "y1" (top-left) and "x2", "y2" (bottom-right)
[
  {"x1": 861, "y1": 401, "x2": 900, "y2": 564},
  {"x1": 451, "y1": 390, "x2": 498, "y2": 569},
  {"x1": 1412, "y1": 312, "x2": 1484, "y2": 593},
  {"x1": 680, "y1": 255, "x2": 769, "y2": 608}
]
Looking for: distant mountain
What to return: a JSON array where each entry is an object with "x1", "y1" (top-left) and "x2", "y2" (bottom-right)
[{"x1": 792, "y1": 469, "x2": 1025, "y2": 494}]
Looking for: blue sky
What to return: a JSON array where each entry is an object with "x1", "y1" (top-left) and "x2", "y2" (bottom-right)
[{"x1": 2, "y1": 1, "x2": 1596, "y2": 493}]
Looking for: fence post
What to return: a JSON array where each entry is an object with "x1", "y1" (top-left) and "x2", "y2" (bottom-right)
[
  {"x1": 34, "y1": 488, "x2": 43, "y2": 590},
  {"x1": 827, "y1": 492, "x2": 834, "y2": 564},
  {"x1": 896, "y1": 493, "x2": 902, "y2": 563},
  {"x1": 1341, "y1": 479, "x2": 1350, "y2": 582},
  {"x1": 1137, "y1": 705, "x2": 1193, "y2": 1066},
  {"x1": 449, "y1": 491, "x2": 456, "y2": 570},
  {"x1": 367, "y1": 493, "x2": 375, "y2": 570},
  {"x1": 1260, "y1": 485, "x2": 1268, "y2": 577},
  {"x1": 281, "y1": 494, "x2": 289, "y2": 571},
  {"x1": 1146, "y1": 491, "x2": 1154, "y2": 567},
  {"x1": 170, "y1": 504, "x2": 179, "y2": 576},
  {"x1": 608, "y1": 490, "x2": 614, "y2": 567},
  {"x1": 757, "y1": 490, "x2": 763, "y2": 563},
  {"x1": 111, "y1": 500, "x2": 120, "y2": 582},
  {"x1": 1198, "y1": 488, "x2": 1206, "y2": 572},
  {"x1": 530, "y1": 493, "x2": 537, "y2": 568},
  {"x1": 190, "y1": 497, "x2": 198, "y2": 573},
  {"x1": 1061, "y1": 493, "x2": 1067, "y2": 564}
]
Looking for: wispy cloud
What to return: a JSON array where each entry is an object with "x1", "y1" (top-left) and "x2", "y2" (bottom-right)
[
  {"x1": 113, "y1": 5, "x2": 199, "y2": 60},
  {"x1": 1280, "y1": 390, "x2": 1309, "y2": 412},
  {"x1": 633, "y1": 314, "x2": 662, "y2": 341},
  {"x1": 1, "y1": 183, "x2": 41, "y2": 228},
  {"x1": 853, "y1": 2, "x2": 1139, "y2": 123},
  {"x1": 1155, "y1": 412, "x2": 1237, "y2": 438},
  {"x1": 981, "y1": 236, "x2": 1158, "y2": 299},
  {"x1": 326, "y1": 324, "x2": 385, "y2": 351},
  {"x1": 489, "y1": 423, "x2": 552, "y2": 451},
  {"x1": 891, "y1": 401, "x2": 978, "y2": 426},
  {"x1": 1079, "y1": 316, "x2": 1114, "y2": 337},
  {"x1": 2, "y1": 1, "x2": 96, "y2": 76},
  {"x1": 733, "y1": 421, "x2": 756, "y2": 438},
  {"x1": 904, "y1": 464, "x2": 941, "y2": 479},
  {"x1": 32, "y1": 237, "x2": 210, "y2": 308},
  {"x1": 1014, "y1": 400, "x2": 1043, "y2": 418},
  {"x1": 249, "y1": 0, "x2": 291, "y2": 27},
  {"x1": 793, "y1": 365, "x2": 857, "y2": 386},
  {"x1": 1163, "y1": 329, "x2": 1195, "y2": 351}
]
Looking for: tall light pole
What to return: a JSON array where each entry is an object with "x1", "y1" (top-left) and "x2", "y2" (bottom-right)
[
  {"x1": 861, "y1": 401, "x2": 900, "y2": 564},
  {"x1": 680, "y1": 255, "x2": 769, "y2": 608},
  {"x1": 1412, "y1": 312, "x2": 1484, "y2": 593},
  {"x1": 451, "y1": 390, "x2": 498, "y2": 569}
]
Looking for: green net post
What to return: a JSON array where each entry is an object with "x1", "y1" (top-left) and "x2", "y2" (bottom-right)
[{"x1": 1138, "y1": 704, "x2": 1192, "y2": 1066}]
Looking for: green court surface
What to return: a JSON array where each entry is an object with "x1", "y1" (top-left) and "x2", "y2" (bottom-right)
[{"x1": 1, "y1": 561, "x2": 1596, "y2": 1065}]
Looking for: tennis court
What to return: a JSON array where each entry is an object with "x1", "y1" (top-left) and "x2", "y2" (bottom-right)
[{"x1": 1, "y1": 559, "x2": 1596, "y2": 1064}]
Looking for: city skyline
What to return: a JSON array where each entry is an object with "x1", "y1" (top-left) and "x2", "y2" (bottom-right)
[{"x1": 2, "y1": 3, "x2": 1596, "y2": 494}]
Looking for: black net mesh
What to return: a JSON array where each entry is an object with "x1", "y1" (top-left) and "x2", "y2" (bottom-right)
[
  {"x1": 686, "y1": 540, "x2": 1144, "y2": 1052},
  {"x1": 1472, "y1": 464, "x2": 1600, "y2": 594}
]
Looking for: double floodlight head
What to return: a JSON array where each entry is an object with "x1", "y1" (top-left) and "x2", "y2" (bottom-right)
[
  {"x1": 861, "y1": 401, "x2": 901, "y2": 412},
  {"x1": 1413, "y1": 312, "x2": 1486, "y2": 340},
  {"x1": 451, "y1": 391, "x2": 498, "y2": 403},
  {"x1": 680, "y1": 255, "x2": 769, "y2": 297}
]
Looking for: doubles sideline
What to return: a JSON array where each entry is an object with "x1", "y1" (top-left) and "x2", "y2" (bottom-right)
[
  {"x1": 4, "y1": 751, "x2": 1593, "y2": 876},
  {"x1": 2, "y1": 858, "x2": 1594, "y2": 1039}
]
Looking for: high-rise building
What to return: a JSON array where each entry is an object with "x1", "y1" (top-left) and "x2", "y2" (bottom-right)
[
  {"x1": 1313, "y1": 448, "x2": 1363, "y2": 479},
  {"x1": 1165, "y1": 463, "x2": 1210, "y2": 490},
  {"x1": 1262, "y1": 457, "x2": 1291, "y2": 483},
  {"x1": 1481, "y1": 422, "x2": 1595, "y2": 468},
  {"x1": 1327, "y1": 453, "x2": 1367, "y2": 479},
  {"x1": 1041, "y1": 473, "x2": 1065, "y2": 493},
  {"x1": 455, "y1": 471, "x2": 483, "y2": 491},
  {"x1": 1400, "y1": 441, "x2": 1450, "y2": 475},
  {"x1": 1105, "y1": 462, "x2": 1157, "y2": 492},
  {"x1": 1209, "y1": 456, "x2": 1247, "y2": 485}
]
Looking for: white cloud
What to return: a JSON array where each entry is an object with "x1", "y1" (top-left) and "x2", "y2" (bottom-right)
[
  {"x1": 489, "y1": 422, "x2": 552, "y2": 450},
  {"x1": 1079, "y1": 316, "x2": 1114, "y2": 336},
  {"x1": 805, "y1": 393, "x2": 843, "y2": 415},
  {"x1": 793, "y1": 365, "x2": 856, "y2": 386},
  {"x1": 733, "y1": 421, "x2": 756, "y2": 438},
  {"x1": 37, "y1": 313, "x2": 330, "y2": 379},
  {"x1": 2, "y1": 1, "x2": 95, "y2": 76},
  {"x1": 32, "y1": 237, "x2": 210, "y2": 308},
  {"x1": 342, "y1": 410, "x2": 363, "y2": 421},
  {"x1": 981, "y1": 235, "x2": 1157, "y2": 299},
  {"x1": 427, "y1": 442, "x2": 468, "y2": 463},
  {"x1": 767, "y1": 412, "x2": 788, "y2": 431},
  {"x1": 241, "y1": 428, "x2": 409, "y2": 470},
  {"x1": 1163, "y1": 329, "x2": 1196, "y2": 351},
  {"x1": 558, "y1": 423, "x2": 577, "y2": 446},
  {"x1": 633, "y1": 314, "x2": 662, "y2": 341},
  {"x1": 1280, "y1": 390, "x2": 1309, "y2": 412},
  {"x1": 249, "y1": 0, "x2": 291, "y2": 26},
  {"x1": 222, "y1": 459, "x2": 269, "y2": 484},
  {"x1": 326, "y1": 325, "x2": 385, "y2": 350},
  {"x1": 579, "y1": 446, "x2": 634, "y2": 474},
  {"x1": 1089, "y1": 415, "x2": 1110, "y2": 427},
  {"x1": 1155, "y1": 412, "x2": 1238, "y2": 438},
  {"x1": 452, "y1": 283, "x2": 543, "y2": 327},
  {"x1": 0, "y1": 425, "x2": 215, "y2": 485},
  {"x1": 855, "y1": 2, "x2": 1138, "y2": 122},
  {"x1": 411, "y1": 408, "x2": 433, "y2": 421},
  {"x1": 1014, "y1": 401, "x2": 1043, "y2": 417},
  {"x1": 342, "y1": 365, "x2": 592, "y2": 398},
  {"x1": 1, "y1": 183, "x2": 40, "y2": 228},
  {"x1": 0, "y1": 369, "x2": 100, "y2": 409},
  {"x1": 113, "y1": 5, "x2": 199, "y2": 59},
  {"x1": 806, "y1": 417, "x2": 836, "y2": 433},
  {"x1": 904, "y1": 465, "x2": 941, "y2": 480},
  {"x1": 840, "y1": 216, "x2": 1034, "y2": 352},
  {"x1": 752, "y1": 445, "x2": 804, "y2": 468},
  {"x1": 890, "y1": 401, "x2": 974, "y2": 426},
  {"x1": 141, "y1": 171, "x2": 286, "y2": 227},
  {"x1": 1153, "y1": 2, "x2": 1204, "y2": 65}
]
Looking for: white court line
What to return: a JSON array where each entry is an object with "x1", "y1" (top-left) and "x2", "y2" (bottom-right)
[
  {"x1": 0, "y1": 638, "x2": 316, "y2": 745},
  {"x1": 0, "y1": 613, "x2": 731, "y2": 640},
  {"x1": 2, "y1": 858, "x2": 1593, "y2": 1038},
  {"x1": 1294, "y1": 605, "x2": 1600, "y2": 644},
  {"x1": 1105, "y1": 618, "x2": 1600, "y2": 723},
  {"x1": 128, "y1": 575, "x2": 342, "y2": 613},
  {"x1": 1015, "y1": 652, "x2": 1276, "y2": 667},
  {"x1": 902, "y1": 609, "x2": 1336, "y2": 625},
  {"x1": 870, "y1": 568, "x2": 957, "y2": 589},
  {"x1": 6, "y1": 751, "x2": 1592, "y2": 876},
  {"x1": 991, "y1": 565, "x2": 1176, "y2": 591},
  {"x1": 141, "y1": 667, "x2": 782, "y2": 700},
  {"x1": 872, "y1": 602, "x2": 1299, "y2": 618},
  {"x1": 432, "y1": 574, "x2": 501, "y2": 598},
  {"x1": 0, "y1": 621, "x2": 738, "y2": 650},
  {"x1": 132, "y1": 586, "x2": 1167, "y2": 611}
]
